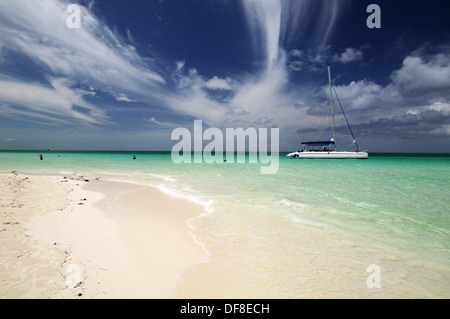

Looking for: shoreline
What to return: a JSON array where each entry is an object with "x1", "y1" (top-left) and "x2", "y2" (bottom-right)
[{"x1": 0, "y1": 172, "x2": 205, "y2": 298}]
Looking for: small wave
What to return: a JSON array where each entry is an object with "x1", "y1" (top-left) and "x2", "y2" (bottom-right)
[
  {"x1": 148, "y1": 173, "x2": 177, "y2": 182},
  {"x1": 185, "y1": 219, "x2": 212, "y2": 262},
  {"x1": 157, "y1": 183, "x2": 215, "y2": 263},
  {"x1": 358, "y1": 201, "x2": 379, "y2": 208},
  {"x1": 155, "y1": 183, "x2": 216, "y2": 215},
  {"x1": 278, "y1": 199, "x2": 306, "y2": 210},
  {"x1": 278, "y1": 200, "x2": 323, "y2": 227},
  {"x1": 284, "y1": 212, "x2": 324, "y2": 228},
  {"x1": 243, "y1": 202, "x2": 269, "y2": 210}
]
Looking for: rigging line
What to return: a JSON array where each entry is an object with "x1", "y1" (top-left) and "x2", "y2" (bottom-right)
[{"x1": 332, "y1": 86, "x2": 360, "y2": 150}]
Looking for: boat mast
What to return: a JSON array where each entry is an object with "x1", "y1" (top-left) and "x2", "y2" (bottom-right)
[{"x1": 328, "y1": 66, "x2": 336, "y2": 151}]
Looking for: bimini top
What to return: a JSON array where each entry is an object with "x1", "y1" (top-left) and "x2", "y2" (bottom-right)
[{"x1": 301, "y1": 140, "x2": 335, "y2": 146}]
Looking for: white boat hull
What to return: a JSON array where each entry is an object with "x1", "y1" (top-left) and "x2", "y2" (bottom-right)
[{"x1": 287, "y1": 151, "x2": 368, "y2": 159}]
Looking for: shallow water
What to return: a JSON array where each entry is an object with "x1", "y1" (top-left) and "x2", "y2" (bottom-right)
[{"x1": 1, "y1": 151, "x2": 449, "y2": 297}]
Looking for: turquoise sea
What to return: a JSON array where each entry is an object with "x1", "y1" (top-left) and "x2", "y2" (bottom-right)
[{"x1": 1, "y1": 151, "x2": 449, "y2": 298}]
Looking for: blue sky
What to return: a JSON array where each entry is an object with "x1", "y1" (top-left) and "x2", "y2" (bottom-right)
[{"x1": 0, "y1": 0, "x2": 449, "y2": 152}]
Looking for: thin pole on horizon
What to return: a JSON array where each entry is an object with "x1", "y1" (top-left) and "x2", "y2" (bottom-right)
[{"x1": 328, "y1": 66, "x2": 336, "y2": 151}]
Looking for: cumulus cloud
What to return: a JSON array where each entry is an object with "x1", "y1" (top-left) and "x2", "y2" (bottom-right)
[
  {"x1": 329, "y1": 54, "x2": 450, "y2": 141},
  {"x1": 330, "y1": 80, "x2": 392, "y2": 111},
  {"x1": 332, "y1": 52, "x2": 450, "y2": 111},
  {"x1": 333, "y1": 48, "x2": 363, "y2": 64},
  {"x1": 391, "y1": 54, "x2": 450, "y2": 94}
]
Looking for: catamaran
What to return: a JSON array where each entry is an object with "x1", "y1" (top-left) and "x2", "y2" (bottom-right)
[{"x1": 287, "y1": 67, "x2": 368, "y2": 159}]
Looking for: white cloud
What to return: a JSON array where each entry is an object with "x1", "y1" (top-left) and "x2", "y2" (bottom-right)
[
  {"x1": 0, "y1": 78, "x2": 108, "y2": 124},
  {"x1": 176, "y1": 60, "x2": 185, "y2": 71},
  {"x1": 113, "y1": 93, "x2": 137, "y2": 103},
  {"x1": 204, "y1": 76, "x2": 233, "y2": 91},
  {"x1": 166, "y1": 1, "x2": 351, "y2": 139},
  {"x1": 254, "y1": 117, "x2": 272, "y2": 126},
  {"x1": 333, "y1": 48, "x2": 363, "y2": 64},
  {"x1": 227, "y1": 107, "x2": 249, "y2": 116},
  {"x1": 323, "y1": 52, "x2": 450, "y2": 141},
  {"x1": 324, "y1": 52, "x2": 450, "y2": 111},
  {"x1": 241, "y1": 0, "x2": 349, "y2": 71},
  {"x1": 0, "y1": 0, "x2": 167, "y2": 105},
  {"x1": 240, "y1": 0, "x2": 282, "y2": 68},
  {"x1": 279, "y1": 0, "x2": 349, "y2": 49},
  {"x1": 0, "y1": 0, "x2": 350, "y2": 138},
  {"x1": 332, "y1": 80, "x2": 387, "y2": 110},
  {"x1": 0, "y1": 0, "x2": 447, "y2": 151},
  {"x1": 144, "y1": 117, "x2": 181, "y2": 129},
  {"x1": 331, "y1": 52, "x2": 450, "y2": 113},
  {"x1": 391, "y1": 54, "x2": 450, "y2": 93},
  {"x1": 0, "y1": 0, "x2": 303, "y2": 137},
  {"x1": 426, "y1": 101, "x2": 450, "y2": 115},
  {"x1": 126, "y1": 28, "x2": 136, "y2": 45},
  {"x1": 288, "y1": 60, "x2": 304, "y2": 71},
  {"x1": 289, "y1": 49, "x2": 303, "y2": 58},
  {"x1": 147, "y1": 117, "x2": 162, "y2": 125},
  {"x1": 288, "y1": 46, "x2": 364, "y2": 73}
]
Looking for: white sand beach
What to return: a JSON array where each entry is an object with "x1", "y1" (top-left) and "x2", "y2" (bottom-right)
[{"x1": 0, "y1": 172, "x2": 205, "y2": 299}]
